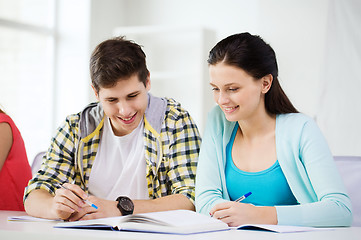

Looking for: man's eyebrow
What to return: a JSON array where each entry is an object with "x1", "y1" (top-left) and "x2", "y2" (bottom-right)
[
  {"x1": 127, "y1": 90, "x2": 140, "y2": 96},
  {"x1": 104, "y1": 96, "x2": 117, "y2": 100}
]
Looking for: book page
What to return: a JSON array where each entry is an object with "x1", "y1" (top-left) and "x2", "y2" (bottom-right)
[
  {"x1": 116, "y1": 210, "x2": 229, "y2": 234},
  {"x1": 124, "y1": 210, "x2": 223, "y2": 227},
  {"x1": 8, "y1": 215, "x2": 62, "y2": 222},
  {"x1": 235, "y1": 224, "x2": 331, "y2": 233},
  {"x1": 55, "y1": 210, "x2": 229, "y2": 234}
]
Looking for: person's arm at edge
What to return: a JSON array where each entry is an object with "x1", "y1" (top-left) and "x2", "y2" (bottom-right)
[{"x1": 0, "y1": 122, "x2": 12, "y2": 171}]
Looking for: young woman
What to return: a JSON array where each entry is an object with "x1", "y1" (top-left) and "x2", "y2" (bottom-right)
[
  {"x1": 0, "y1": 107, "x2": 32, "y2": 211},
  {"x1": 195, "y1": 33, "x2": 352, "y2": 227}
]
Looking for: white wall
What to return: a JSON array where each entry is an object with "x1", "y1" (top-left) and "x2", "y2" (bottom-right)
[
  {"x1": 89, "y1": 0, "x2": 126, "y2": 51},
  {"x1": 88, "y1": 0, "x2": 126, "y2": 103},
  {"x1": 317, "y1": 0, "x2": 361, "y2": 156},
  {"x1": 88, "y1": 0, "x2": 361, "y2": 156},
  {"x1": 118, "y1": 0, "x2": 329, "y2": 116},
  {"x1": 54, "y1": 0, "x2": 91, "y2": 128}
]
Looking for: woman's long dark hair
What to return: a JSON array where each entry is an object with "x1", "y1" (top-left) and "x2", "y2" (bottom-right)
[{"x1": 208, "y1": 32, "x2": 298, "y2": 114}]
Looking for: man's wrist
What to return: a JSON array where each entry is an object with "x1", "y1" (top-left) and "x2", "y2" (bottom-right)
[{"x1": 116, "y1": 196, "x2": 134, "y2": 216}]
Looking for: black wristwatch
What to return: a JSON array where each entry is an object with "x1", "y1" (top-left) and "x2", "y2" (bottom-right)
[{"x1": 116, "y1": 196, "x2": 134, "y2": 216}]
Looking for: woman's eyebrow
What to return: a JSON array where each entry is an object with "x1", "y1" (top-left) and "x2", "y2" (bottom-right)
[{"x1": 209, "y1": 82, "x2": 237, "y2": 87}]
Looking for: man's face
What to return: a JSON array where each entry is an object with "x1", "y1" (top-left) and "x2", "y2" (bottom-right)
[{"x1": 94, "y1": 74, "x2": 150, "y2": 136}]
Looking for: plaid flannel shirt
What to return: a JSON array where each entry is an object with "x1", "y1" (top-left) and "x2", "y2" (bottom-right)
[{"x1": 24, "y1": 94, "x2": 201, "y2": 204}]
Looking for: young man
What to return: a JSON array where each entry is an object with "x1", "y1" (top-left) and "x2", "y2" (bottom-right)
[{"x1": 24, "y1": 37, "x2": 201, "y2": 221}]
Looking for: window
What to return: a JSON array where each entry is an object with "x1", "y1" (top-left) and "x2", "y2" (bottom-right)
[
  {"x1": 0, "y1": 0, "x2": 56, "y2": 164},
  {"x1": 0, "y1": 0, "x2": 54, "y2": 27},
  {"x1": 1, "y1": 0, "x2": 90, "y2": 164}
]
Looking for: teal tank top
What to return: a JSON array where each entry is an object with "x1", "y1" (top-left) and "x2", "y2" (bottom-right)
[{"x1": 225, "y1": 123, "x2": 298, "y2": 206}]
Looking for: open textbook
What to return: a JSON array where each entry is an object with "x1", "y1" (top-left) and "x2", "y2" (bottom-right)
[
  {"x1": 8, "y1": 215, "x2": 62, "y2": 222},
  {"x1": 54, "y1": 209, "x2": 326, "y2": 235}
]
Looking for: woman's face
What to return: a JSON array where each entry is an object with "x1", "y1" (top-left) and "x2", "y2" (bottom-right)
[{"x1": 209, "y1": 62, "x2": 269, "y2": 122}]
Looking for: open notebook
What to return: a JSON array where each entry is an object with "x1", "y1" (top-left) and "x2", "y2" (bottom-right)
[{"x1": 54, "y1": 209, "x2": 325, "y2": 235}]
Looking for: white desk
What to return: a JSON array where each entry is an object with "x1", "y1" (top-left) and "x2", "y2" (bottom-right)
[{"x1": 1, "y1": 211, "x2": 361, "y2": 240}]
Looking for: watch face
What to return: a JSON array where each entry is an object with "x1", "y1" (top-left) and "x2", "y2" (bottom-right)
[{"x1": 120, "y1": 197, "x2": 134, "y2": 211}]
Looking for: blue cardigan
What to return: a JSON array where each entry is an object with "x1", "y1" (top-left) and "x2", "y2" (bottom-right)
[{"x1": 195, "y1": 106, "x2": 352, "y2": 227}]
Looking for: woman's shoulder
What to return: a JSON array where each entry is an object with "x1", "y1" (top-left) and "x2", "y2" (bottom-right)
[
  {"x1": 0, "y1": 113, "x2": 14, "y2": 125},
  {"x1": 0, "y1": 113, "x2": 20, "y2": 135},
  {"x1": 0, "y1": 117, "x2": 12, "y2": 135},
  {"x1": 276, "y1": 113, "x2": 319, "y2": 138},
  {"x1": 0, "y1": 114, "x2": 15, "y2": 154},
  {"x1": 277, "y1": 113, "x2": 315, "y2": 126}
]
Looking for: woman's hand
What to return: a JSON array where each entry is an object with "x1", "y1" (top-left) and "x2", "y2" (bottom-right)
[{"x1": 210, "y1": 201, "x2": 277, "y2": 227}]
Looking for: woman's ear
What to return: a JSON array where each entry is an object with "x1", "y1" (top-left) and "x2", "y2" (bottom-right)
[{"x1": 261, "y1": 74, "x2": 273, "y2": 94}]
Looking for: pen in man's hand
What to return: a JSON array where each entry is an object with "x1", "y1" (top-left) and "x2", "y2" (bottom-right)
[
  {"x1": 235, "y1": 191, "x2": 252, "y2": 202},
  {"x1": 55, "y1": 183, "x2": 98, "y2": 209}
]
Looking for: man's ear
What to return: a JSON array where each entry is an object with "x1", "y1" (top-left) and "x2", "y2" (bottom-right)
[
  {"x1": 261, "y1": 74, "x2": 273, "y2": 94},
  {"x1": 91, "y1": 85, "x2": 100, "y2": 101},
  {"x1": 145, "y1": 73, "x2": 151, "y2": 91}
]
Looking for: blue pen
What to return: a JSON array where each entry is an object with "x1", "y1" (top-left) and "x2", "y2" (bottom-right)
[
  {"x1": 56, "y1": 183, "x2": 98, "y2": 209},
  {"x1": 235, "y1": 191, "x2": 252, "y2": 202}
]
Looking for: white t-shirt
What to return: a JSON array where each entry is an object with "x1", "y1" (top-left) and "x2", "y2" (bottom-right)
[{"x1": 88, "y1": 117, "x2": 149, "y2": 200}]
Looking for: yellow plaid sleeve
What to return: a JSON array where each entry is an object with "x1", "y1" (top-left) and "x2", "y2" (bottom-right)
[
  {"x1": 161, "y1": 101, "x2": 201, "y2": 203},
  {"x1": 23, "y1": 114, "x2": 80, "y2": 200}
]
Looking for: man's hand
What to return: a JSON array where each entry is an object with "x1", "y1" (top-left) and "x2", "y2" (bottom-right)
[
  {"x1": 68, "y1": 196, "x2": 120, "y2": 221},
  {"x1": 52, "y1": 183, "x2": 89, "y2": 220}
]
